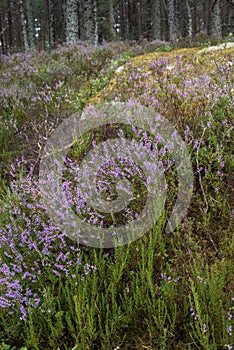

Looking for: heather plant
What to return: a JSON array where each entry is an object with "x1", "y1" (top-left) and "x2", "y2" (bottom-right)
[
  {"x1": 0, "y1": 42, "x2": 145, "y2": 183},
  {"x1": 98, "y1": 48, "x2": 233, "y2": 239},
  {"x1": 187, "y1": 258, "x2": 234, "y2": 350},
  {"x1": 0, "y1": 44, "x2": 233, "y2": 349}
]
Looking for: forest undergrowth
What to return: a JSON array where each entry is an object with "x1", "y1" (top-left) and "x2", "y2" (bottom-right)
[{"x1": 0, "y1": 41, "x2": 233, "y2": 349}]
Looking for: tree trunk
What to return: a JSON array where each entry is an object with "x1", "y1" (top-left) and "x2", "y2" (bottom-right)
[
  {"x1": 193, "y1": 0, "x2": 197, "y2": 36},
  {"x1": 226, "y1": 2, "x2": 234, "y2": 36},
  {"x1": 45, "y1": 0, "x2": 54, "y2": 50},
  {"x1": 152, "y1": 0, "x2": 161, "y2": 40},
  {"x1": 20, "y1": 0, "x2": 29, "y2": 50},
  {"x1": 80, "y1": 0, "x2": 98, "y2": 44},
  {"x1": 66, "y1": 0, "x2": 79, "y2": 44},
  {"x1": 160, "y1": 0, "x2": 167, "y2": 40},
  {"x1": 167, "y1": 0, "x2": 177, "y2": 42},
  {"x1": 26, "y1": 0, "x2": 35, "y2": 48},
  {"x1": 186, "y1": 0, "x2": 192, "y2": 41},
  {"x1": 15, "y1": 0, "x2": 23, "y2": 50},
  {"x1": 93, "y1": 0, "x2": 98, "y2": 45},
  {"x1": 210, "y1": 0, "x2": 222, "y2": 39},
  {"x1": 7, "y1": 0, "x2": 13, "y2": 49},
  {"x1": 0, "y1": 8, "x2": 6, "y2": 55},
  {"x1": 202, "y1": 0, "x2": 208, "y2": 34},
  {"x1": 141, "y1": 0, "x2": 149, "y2": 39},
  {"x1": 49, "y1": 0, "x2": 65, "y2": 46},
  {"x1": 109, "y1": 0, "x2": 115, "y2": 39},
  {"x1": 120, "y1": 0, "x2": 127, "y2": 40},
  {"x1": 137, "y1": 0, "x2": 142, "y2": 38}
]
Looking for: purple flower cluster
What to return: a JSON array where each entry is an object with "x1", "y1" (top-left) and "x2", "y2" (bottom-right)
[{"x1": 0, "y1": 171, "x2": 94, "y2": 320}]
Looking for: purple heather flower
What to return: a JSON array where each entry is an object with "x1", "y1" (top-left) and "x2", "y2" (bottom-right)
[
  {"x1": 20, "y1": 305, "x2": 27, "y2": 321},
  {"x1": 193, "y1": 140, "x2": 199, "y2": 149},
  {"x1": 227, "y1": 325, "x2": 232, "y2": 335}
]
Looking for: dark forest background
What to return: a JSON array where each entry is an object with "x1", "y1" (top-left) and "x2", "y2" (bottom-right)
[{"x1": 0, "y1": 0, "x2": 234, "y2": 54}]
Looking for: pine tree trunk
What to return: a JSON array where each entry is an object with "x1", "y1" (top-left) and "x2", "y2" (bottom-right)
[
  {"x1": 137, "y1": 0, "x2": 142, "y2": 38},
  {"x1": 193, "y1": 0, "x2": 197, "y2": 36},
  {"x1": 52, "y1": 0, "x2": 65, "y2": 45},
  {"x1": 26, "y1": 0, "x2": 35, "y2": 48},
  {"x1": 46, "y1": 0, "x2": 55, "y2": 49},
  {"x1": 80, "y1": 0, "x2": 98, "y2": 44},
  {"x1": 15, "y1": 0, "x2": 23, "y2": 50},
  {"x1": 167, "y1": 0, "x2": 177, "y2": 42},
  {"x1": 141, "y1": 0, "x2": 149, "y2": 39},
  {"x1": 125, "y1": 0, "x2": 129, "y2": 39},
  {"x1": 93, "y1": 0, "x2": 98, "y2": 45},
  {"x1": 20, "y1": 0, "x2": 29, "y2": 50},
  {"x1": 186, "y1": 0, "x2": 192, "y2": 41},
  {"x1": 66, "y1": 0, "x2": 79, "y2": 44},
  {"x1": 202, "y1": 0, "x2": 207, "y2": 34},
  {"x1": 152, "y1": 0, "x2": 161, "y2": 40},
  {"x1": 0, "y1": 9, "x2": 6, "y2": 55},
  {"x1": 226, "y1": 3, "x2": 234, "y2": 36},
  {"x1": 211, "y1": 0, "x2": 222, "y2": 39},
  {"x1": 161, "y1": 0, "x2": 167, "y2": 40},
  {"x1": 109, "y1": 0, "x2": 115, "y2": 39},
  {"x1": 120, "y1": 0, "x2": 127, "y2": 40},
  {"x1": 7, "y1": 0, "x2": 13, "y2": 49}
]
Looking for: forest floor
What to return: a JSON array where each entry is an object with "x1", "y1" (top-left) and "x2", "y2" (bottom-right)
[{"x1": 0, "y1": 42, "x2": 233, "y2": 350}]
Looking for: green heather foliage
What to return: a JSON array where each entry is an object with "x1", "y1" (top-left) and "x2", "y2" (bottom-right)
[{"x1": 0, "y1": 42, "x2": 233, "y2": 349}]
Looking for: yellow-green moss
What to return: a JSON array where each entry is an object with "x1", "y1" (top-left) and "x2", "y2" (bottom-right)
[{"x1": 89, "y1": 46, "x2": 234, "y2": 105}]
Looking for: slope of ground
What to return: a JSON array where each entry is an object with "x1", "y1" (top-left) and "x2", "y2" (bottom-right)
[{"x1": 0, "y1": 43, "x2": 233, "y2": 350}]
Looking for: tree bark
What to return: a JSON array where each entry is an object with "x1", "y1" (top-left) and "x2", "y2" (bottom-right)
[
  {"x1": 14, "y1": 0, "x2": 23, "y2": 50},
  {"x1": 66, "y1": 0, "x2": 79, "y2": 44},
  {"x1": 80, "y1": 0, "x2": 98, "y2": 44},
  {"x1": 0, "y1": 8, "x2": 6, "y2": 55},
  {"x1": 167, "y1": 0, "x2": 177, "y2": 42},
  {"x1": 45, "y1": 0, "x2": 54, "y2": 49},
  {"x1": 20, "y1": 0, "x2": 29, "y2": 50},
  {"x1": 152, "y1": 0, "x2": 161, "y2": 40},
  {"x1": 193, "y1": 0, "x2": 197, "y2": 36},
  {"x1": 7, "y1": 0, "x2": 13, "y2": 49},
  {"x1": 202, "y1": 0, "x2": 207, "y2": 34},
  {"x1": 109, "y1": 0, "x2": 115, "y2": 39},
  {"x1": 186, "y1": 0, "x2": 192, "y2": 40},
  {"x1": 93, "y1": 0, "x2": 98, "y2": 45},
  {"x1": 26, "y1": 0, "x2": 35, "y2": 48},
  {"x1": 137, "y1": 0, "x2": 142, "y2": 38},
  {"x1": 210, "y1": 0, "x2": 222, "y2": 39}
]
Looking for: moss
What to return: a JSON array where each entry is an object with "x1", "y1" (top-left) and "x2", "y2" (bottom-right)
[{"x1": 89, "y1": 46, "x2": 233, "y2": 106}]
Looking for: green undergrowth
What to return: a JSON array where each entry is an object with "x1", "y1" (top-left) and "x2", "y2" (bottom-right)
[
  {"x1": 0, "y1": 216, "x2": 233, "y2": 349},
  {"x1": 0, "y1": 43, "x2": 233, "y2": 349}
]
